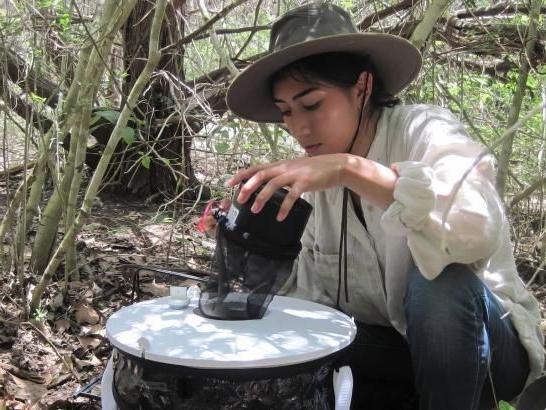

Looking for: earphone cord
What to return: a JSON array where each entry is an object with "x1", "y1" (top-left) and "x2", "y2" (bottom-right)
[{"x1": 336, "y1": 79, "x2": 368, "y2": 310}]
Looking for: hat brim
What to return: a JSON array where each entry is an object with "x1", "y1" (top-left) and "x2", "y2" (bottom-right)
[{"x1": 226, "y1": 33, "x2": 422, "y2": 123}]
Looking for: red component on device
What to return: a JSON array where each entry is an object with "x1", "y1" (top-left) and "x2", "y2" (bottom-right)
[{"x1": 196, "y1": 200, "x2": 219, "y2": 233}]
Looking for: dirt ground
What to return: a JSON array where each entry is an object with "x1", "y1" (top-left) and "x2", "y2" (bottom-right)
[{"x1": 0, "y1": 165, "x2": 545, "y2": 409}]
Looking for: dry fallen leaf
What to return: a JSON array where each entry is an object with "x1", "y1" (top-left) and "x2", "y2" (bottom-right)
[
  {"x1": 54, "y1": 319, "x2": 70, "y2": 334},
  {"x1": 0, "y1": 363, "x2": 44, "y2": 384},
  {"x1": 79, "y1": 324, "x2": 105, "y2": 337},
  {"x1": 76, "y1": 335, "x2": 102, "y2": 349},
  {"x1": 74, "y1": 304, "x2": 100, "y2": 325},
  {"x1": 49, "y1": 293, "x2": 64, "y2": 310},
  {"x1": 46, "y1": 372, "x2": 71, "y2": 389},
  {"x1": 73, "y1": 355, "x2": 102, "y2": 370},
  {"x1": 44, "y1": 362, "x2": 72, "y2": 388},
  {"x1": 6, "y1": 372, "x2": 47, "y2": 404},
  {"x1": 91, "y1": 282, "x2": 103, "y2": 296}
]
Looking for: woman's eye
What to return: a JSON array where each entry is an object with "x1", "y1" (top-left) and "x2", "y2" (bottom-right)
[
  {"x1": 303, "y1": 102, "x2": 321, "y2": 111},
  {"x1": 281, "y1": 110, "x2": 291, "y2": 117}
]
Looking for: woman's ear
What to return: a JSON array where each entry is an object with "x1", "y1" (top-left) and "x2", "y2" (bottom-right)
[{"x1": 356, "y1": 72, "x2": 373, "y2": 99}]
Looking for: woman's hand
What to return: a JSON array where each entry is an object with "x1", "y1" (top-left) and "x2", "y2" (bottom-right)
[{"x1": 227, "y1": 154, "x2": 350, "y2": 221}]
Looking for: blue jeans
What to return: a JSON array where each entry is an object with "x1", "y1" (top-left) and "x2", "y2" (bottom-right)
[{"x1": 340, "y1": 263, "x2": 529, "y2": 410}]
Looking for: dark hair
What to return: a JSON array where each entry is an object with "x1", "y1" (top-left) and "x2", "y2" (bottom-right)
[{"x1": 270, "y1": 52, "x2": 399, "y2": 108}]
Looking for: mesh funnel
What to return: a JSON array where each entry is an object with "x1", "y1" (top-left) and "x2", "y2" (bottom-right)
[{"x1": 198, "y1": 187, "x2": 312, "y2": 320}]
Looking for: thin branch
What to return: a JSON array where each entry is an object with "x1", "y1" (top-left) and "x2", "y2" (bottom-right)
[
  {"x1": 526, "y1": 256, "x2": 546, "y2": 287},
  {"x1": 358, "y1": 0, "x2": 422, "y2": 30},
  {"x1": 161, "y1": 0, "x2": 250, "y2": 52},
  {"x1": 194, "y1": 24, "x2": 270, "y2": 41},
  {"x1": 234, "y1": 0, "x2": 265, "y2": 59},
  {"x1": 437, "y1": 81, "x2": 524, "y2": 188},
  {"x1": 509, "y1": 177, "x2": 546, "y2": 209}
]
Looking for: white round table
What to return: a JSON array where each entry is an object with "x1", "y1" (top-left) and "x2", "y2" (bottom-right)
[{"x1": 106, "y1": 295, "x2": 356, "y2": 369}]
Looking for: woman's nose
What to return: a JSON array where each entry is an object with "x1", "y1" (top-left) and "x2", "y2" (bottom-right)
[{"x1": 290, "y1": 113, "x2": 311, "y2": 140}]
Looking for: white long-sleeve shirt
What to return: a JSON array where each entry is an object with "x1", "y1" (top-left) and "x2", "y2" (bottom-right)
[{"x1": 282, "y1": 104, "x2": 544, "y2": 386}]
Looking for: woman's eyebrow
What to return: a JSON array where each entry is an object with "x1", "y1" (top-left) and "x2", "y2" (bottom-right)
[{"x1": 273, "y1": 87, "x2": 319, "y2": 103}]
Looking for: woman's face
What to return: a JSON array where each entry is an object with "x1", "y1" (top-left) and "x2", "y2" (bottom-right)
[{"x1": 272, "y1": 75, "x2": 363, "y2": 156}]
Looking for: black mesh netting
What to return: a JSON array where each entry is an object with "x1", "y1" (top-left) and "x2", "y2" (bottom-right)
[
  {"x1": 112, "y1": 189, "x2": 319, "y2": 409},
  {"x1": 198, "y1": 188, "x2": 312, "y2": 320},
  {"x1": 112, "y1": 349, "x2": 335, "y2": 410}
]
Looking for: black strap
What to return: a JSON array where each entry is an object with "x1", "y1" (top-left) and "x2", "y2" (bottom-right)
[
  {"x1": 337, "y1": 189, "x2": 349, "y2": 308},
  {"x1": 350, "y1": 191, "x2": 367, "y2": 231},
  {"x1": 336, "y1": 78, "x2": 368, "y2": 309}
]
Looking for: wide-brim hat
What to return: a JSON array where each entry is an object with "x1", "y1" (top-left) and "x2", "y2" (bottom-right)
[{"x1": 226, "y1": 2, "x2": 422, "y2": 123}]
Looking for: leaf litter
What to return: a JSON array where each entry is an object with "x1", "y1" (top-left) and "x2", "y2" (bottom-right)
[{"x1": 0, "y1": 191, "x2": 216, "y2": 409}]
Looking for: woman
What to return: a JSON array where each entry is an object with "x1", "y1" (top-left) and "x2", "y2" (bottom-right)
[{"x1": 208, "y1": 3, "x2": 544, "y2": 409}]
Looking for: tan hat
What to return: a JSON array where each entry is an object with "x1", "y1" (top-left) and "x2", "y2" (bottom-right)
[{"x1": 226, "y1": 2, "x2": 422, "y2": 123}]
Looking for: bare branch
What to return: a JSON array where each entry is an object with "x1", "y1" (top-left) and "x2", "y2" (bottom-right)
[
  {"x1": 161, "y1": 0, "x2": 251, "y2": 52},
  {"x1": 509, "y1": 177, "x2": 546, "y2": 209},
  {"x1": 358, "y1": 0, "x2": 422, "y2": 30}
]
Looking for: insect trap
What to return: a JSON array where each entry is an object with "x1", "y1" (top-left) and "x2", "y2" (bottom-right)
[
  {"x1": 198, "y1": 186, "x2": 312, "y2": 320},
  {"x1": 102, "y1": 187, "x2": 357, "y2": 410}
]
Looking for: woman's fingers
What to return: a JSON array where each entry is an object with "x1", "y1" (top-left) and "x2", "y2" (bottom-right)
[
  {"x1": 235, "y1": 163, "x2": 286, "y2": 204},
  {"x1": 249, "y1": 172, "x2": 303, "y2": 221},
  {"x1": 277, "y1": 185, "x2": 303, "y2": 221},
  {"x1": 227, "y1": 163, "x2": 270, "y2": 187},
  {"x1": 250, "y1": 173, "x2": 290, "y2": 214},
  {"x1": 236, "y1": 170, "x2": 267, "y2": 204},
  {"x1": 226, "y1": 155, "x2": 343, "y2": 219}
]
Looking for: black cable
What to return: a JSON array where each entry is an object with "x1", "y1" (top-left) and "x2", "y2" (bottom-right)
[{"x1": 336, "y1": 76, "x2": 368, "y2": 309}]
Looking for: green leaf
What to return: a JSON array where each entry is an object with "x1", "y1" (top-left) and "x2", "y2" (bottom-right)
[
  {"x1": 29, "y1": 92, "x2": 46, "y2": 104},
  {"x1": 57, "y1": 13, "x2": 71, "y2": 32},
  {"x1": 141, "y1": 155, "x2": 151, "y2": 169},
  {"x1": 498, "y1": 401, "x2": 516, "y2": 410},
  {"x1": 94, "y1": 110, "x2": 120, "y2": 125},
  {"x1": 121, "y1": 127, "x2": 135, "y2": 145},
  {"x1": 214, "y1": 141, "x2": 229, "y2": 154}
]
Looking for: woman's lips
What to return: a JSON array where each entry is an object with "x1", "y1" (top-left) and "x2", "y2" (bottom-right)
[{"x1": 304, "y1": 143, "x2": 321, "y2": 154}]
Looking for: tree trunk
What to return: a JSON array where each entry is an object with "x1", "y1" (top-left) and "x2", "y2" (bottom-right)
[{"x1": 117, "y1": 0, "x2": 207, "y2": 199}]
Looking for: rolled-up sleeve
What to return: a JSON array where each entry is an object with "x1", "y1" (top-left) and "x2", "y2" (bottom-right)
[{"x1": 381, "y1": 106, "x2": 504, "y2": 279}]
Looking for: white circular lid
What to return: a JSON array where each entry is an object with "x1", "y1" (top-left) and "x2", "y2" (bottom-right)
[{"x1": 106, "y1": 295, "x2": 356, "y2": 369}]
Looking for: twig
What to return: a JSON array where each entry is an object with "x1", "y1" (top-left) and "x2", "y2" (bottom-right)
[
  {"x1": 234, "y1": 0, "x2": 264, "y2": 59},
  {"x1": 161, "y1": 0, "x2": 250, "y2": 52},
  {"x1": 526, "y1": 257, "x2": 546, "y2": 288},
  {"x1": 509, "y1": 177, "x2": 546, "y2": 209}
]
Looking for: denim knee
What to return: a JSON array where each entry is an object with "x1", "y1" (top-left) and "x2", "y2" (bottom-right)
[
  {"x1": 403, "y1": 264, "x2": 490, "y2": 397},
  {"x1": 404, "y1": 263, "x2": 488, "y2": 330},
  {"x1": 403, "y1": 264, "x2": 529, "y2": 410}
]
